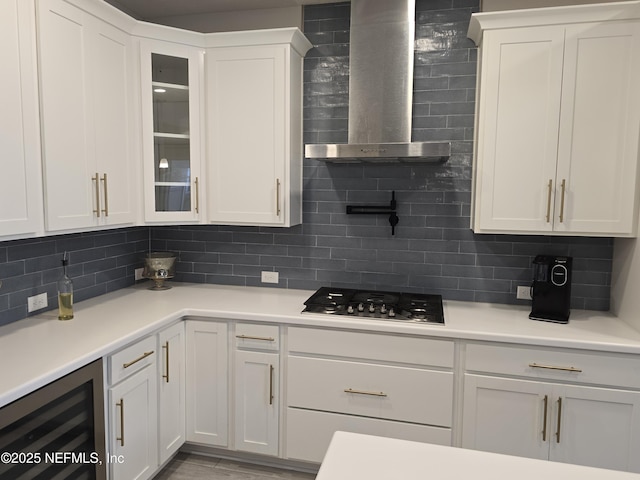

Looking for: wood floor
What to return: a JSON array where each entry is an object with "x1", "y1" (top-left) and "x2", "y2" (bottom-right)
[{"x1": 154, "y1": 452, "x2": 317, "y2": 480}]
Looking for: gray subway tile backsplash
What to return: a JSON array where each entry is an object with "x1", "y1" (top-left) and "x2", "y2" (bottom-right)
[{"x1": 0, "y1": 0, "x2": 614, "y2": 327}]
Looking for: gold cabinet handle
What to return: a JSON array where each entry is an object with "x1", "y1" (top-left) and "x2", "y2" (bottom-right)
[
  {"x1": 542, "y1": 395, "x2": 548, "y2": 442},
  {"x1": 162, "y1": 341, "x2": 169, "y2": 383},
  {"x1": 344, "y1": 388, "x2": 387, "y2": 397},
  {"x1": 559, "y1": 179, "x2": 566, "y2": 223},
  {"x1": 92, "y1": 173, "x2": 100, "y2": 217},
  {"x1": 529, "y1": 363, "x2": 582, "y2": 373},
  {"x1": 123, "y1": 350, "x2": 154, "y2": 369},
  {"x1": 276, "y1": 178, "x2": 281, "y2": 216},
  {"x1": 194, "y1": 177, "x2": 199, "y2": 214},
  {"x1": 116, "y1": 398, "x2": 124, "y2": 446},
  {"x1": 556, "y1": 397, "x2": 563, "y2": 443},
  {"x1": 100, "y1": 173, "x2": 109, "y2": 216},
  {"x1": 269, "y1": 364, "x2": 274, "y2": 405},
  {"x1": 546, "y1": 179, "x2": 552, "y2": 223},
  {"x1": 236, "y1": 335, "x2": 275, "y2": 342}
]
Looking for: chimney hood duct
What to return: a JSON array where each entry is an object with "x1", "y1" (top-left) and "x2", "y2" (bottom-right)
[{"x1": 305, "y1": 0, "x2": 450, "y2": 162}]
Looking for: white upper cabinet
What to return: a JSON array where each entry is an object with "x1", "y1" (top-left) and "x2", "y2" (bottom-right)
[
  {"x1": 37, "y1": 0, "x2": 136, "y2": 232},
  {"x1": 140, "y1": 39, "x2": 204, "y2": 223},
  {"x1": 206, "y1": 30, "x2": 312, "y2": 227},
  {"x1": 469, "y1": 4, "x2": 640, "y2": 237},
  {"x1": 0, "y1": 0, "x2": 43, "y2": 238}
]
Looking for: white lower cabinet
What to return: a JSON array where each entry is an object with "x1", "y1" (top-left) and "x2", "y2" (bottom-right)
[
  {"x1": 107, "y1": 337, "x2": 158, "y2": 480},
  {"x1": 234, "y1": 349, "x2": 279, "y2": 455},
  {"x1": 285, "y1": 327, "x2": 454, "y2": 463},
  {"x1": 158, "y1": 322, "x2": 186, "y2": 465},
  {"x1": 462, "y1": 343, "x2": 640, "y2": 473},
  {"x1": 185, "y1": 320, "x2": 228, "y2": 446},
  {"x1": 107, "y1": 323, "x2": 186, "y2": 480}
]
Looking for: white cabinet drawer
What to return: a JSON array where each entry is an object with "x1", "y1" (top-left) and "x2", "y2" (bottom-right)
[
  {"x1": 287, "y1": 356, "x2": 453, "y2": 426},
  {"x1": 286, "y1": 408, "x2": 451, "y2": 464},
  {"x1": 235, "y1": 323, "x2": 279, "y2": 350},
  {"x1": 287, "y1": 327, "x2": 453, "y2": 367},
  {"x1": 465, "y1": 343, "x2": 640, "y2": 389},
  {"x1": 108, "y1": 336, "x2": 156, "y2": 385}
]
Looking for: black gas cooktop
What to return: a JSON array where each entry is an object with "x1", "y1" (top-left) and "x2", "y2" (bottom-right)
[{"x1": 302, "y1": 287, "x2": 444, "y2": 324}]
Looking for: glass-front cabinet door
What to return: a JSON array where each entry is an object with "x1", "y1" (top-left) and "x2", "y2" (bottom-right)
[{"x1": 140, "y1": 40, "x2": 203, "y2": 221}]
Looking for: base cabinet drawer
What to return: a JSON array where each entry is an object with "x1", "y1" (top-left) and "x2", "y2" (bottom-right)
[
  {"x1": 288, "y1": 356, "x2": 453, "y2": 427},
  {"x1": 285, "y1": 408, "x2": 452, "y2": 463}
]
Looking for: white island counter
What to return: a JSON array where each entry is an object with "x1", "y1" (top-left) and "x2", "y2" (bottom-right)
[{"x1": 317, "y1": 432, "x2": 640, "y2": 480}]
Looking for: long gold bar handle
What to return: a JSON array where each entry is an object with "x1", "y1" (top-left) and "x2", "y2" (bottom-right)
[
  {"x1": 194, "y1": 177, "x2": 199, "y2": 214},
  {"x1": 542, "y1": 395, "x2": 548, "y2": 442},
  {"x1": 116, "y1": 399, "x2": 124, "y2": 447},
  {"x1": 276, "y1": 178, "x2": 281, "y2": 216},
  {"x1": 100, "y1": 173, "x2": 109, "y2": 216},
  {"x1": 556, "y1": 397, "x2": 563, "y2": 443},
  {"x1": 269, "y1": 365, "x2": 274, "y2": 405},
  {"x1": 546, "y1": 179, "x2": 552, "y2": 223},
  {"x1": 559, "y1": 179, "x2": 566, "y2": 223},
  {"x1": 236, "y1": 335, "x2": 275, "y2": 342},
  {"x1": 92, "y1": 173, "x2": 100, "y2": 218},
  {"x1": 162, "y1": 341, "x2": 169, "y2": 383},
  {"x1": 344, "y1": 388, "x2": 387, "y2": 397},
  {"x1": 529, "y1": 363, "x2": 582, "y2": 373},
  {"x1": 123, "y1": 350, "x2": 154, "y2": 369}
]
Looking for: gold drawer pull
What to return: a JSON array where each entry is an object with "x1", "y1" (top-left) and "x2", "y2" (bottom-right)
[
  {"x1": 162, "y1": 341, "x2": 169, "y2": 383},
  {"x1": 559, "y1": 179, "x2": 566, "y2": 223},
  {"x1": 92, "y1": 173, "x2": 100, "y2": 218},
  {"x1": 545, "y1": 179, "x2": 552, "y2": 223},
  {"x1": 100, "y1": 173, "x2": 109, "y2": 216},
  {"x1": 344, "y1": 388, "x2": 387, "y2": 397},
  {"x1": 269, "y1": 364, "x2": 274, "y2": 406},
  {"x1": 236, "y1": 335, "x2": 275, "y2": 342},
  {"x1": 116, "y1": 398, "x2": 124, "y2": 447},
  {"x1": 123, "y1": 350, "x2": 154, "y2": 369},
  {"x1": 556, "y1": 397, "x2": 563, "y2": 443},
  {"x1": 529, "y1": 363, "x2": 582, "y2": 373},
  {"x1": 542, "y1": 395, "x2": 548, "y2": 442}
]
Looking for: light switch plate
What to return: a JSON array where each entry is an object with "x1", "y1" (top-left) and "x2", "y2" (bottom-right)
[
  {"x1": 261, "y1": 271, "x2": 279, "y2": 284},
  {"x1": 134, "y1": 268, "x2": 144, "y2": 281},
  {"x1": 28, "y1": 292, "x2": 48, "y2": 312},
  {"x1": 517, "y1": 285, "x2": 532, "y2": 300}
]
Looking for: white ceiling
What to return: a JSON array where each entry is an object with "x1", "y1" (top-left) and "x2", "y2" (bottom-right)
[{"x1": 105, "y1": 0, "x2": 342, "y2": 20}]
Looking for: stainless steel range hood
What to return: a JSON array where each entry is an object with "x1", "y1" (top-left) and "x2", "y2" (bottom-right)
[{"x1": 305, "y1": 0, "x2": 450, "y2": 163}]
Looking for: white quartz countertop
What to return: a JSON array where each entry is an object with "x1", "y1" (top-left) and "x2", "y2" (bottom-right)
[
  {"x1": 316, "y1": 431, "x2": 640, "y2": 480},
  {"x1": 2, "y1": 282, "x2": 640, "y2": 408}
]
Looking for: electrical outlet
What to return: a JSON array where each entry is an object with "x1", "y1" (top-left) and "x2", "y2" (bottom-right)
[
  {"x1": 27, "y1": 292, "x2": 48, "y2": 313},
  {"x1": 516, "y1": 285, "x2": 532, "y2": 300},
  {"x1": 261, "y1": 271, "x2": 279, "y2": 284},
  {"x1": 135, "y1": 268, "x2": 144, "y2": 281}
]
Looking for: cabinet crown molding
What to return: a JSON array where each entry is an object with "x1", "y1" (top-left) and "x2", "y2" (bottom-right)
[{"x1": 468, "y1": 0, "x2": 640, "y2": 44}]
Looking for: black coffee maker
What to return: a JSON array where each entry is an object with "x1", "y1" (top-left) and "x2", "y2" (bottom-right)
[{"x1": 529, "y1": 255, "x2": 572, "y2": 324}]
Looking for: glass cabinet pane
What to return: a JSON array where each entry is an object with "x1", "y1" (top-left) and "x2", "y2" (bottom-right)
[{"x1": 151, "y1": 53, "x2": 192, "y2": 213}]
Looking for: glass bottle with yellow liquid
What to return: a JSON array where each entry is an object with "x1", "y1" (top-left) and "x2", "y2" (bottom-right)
[{"x1": 57, "y1": 253, "x2": 73, "y2": 320}]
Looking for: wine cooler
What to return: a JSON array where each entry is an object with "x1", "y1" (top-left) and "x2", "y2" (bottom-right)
[{"x1": 0, "y1": 359, "x2": 106, "y2": 479}]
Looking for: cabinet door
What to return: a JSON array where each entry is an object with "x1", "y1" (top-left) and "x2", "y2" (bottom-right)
[
  {"x1": 185, "y1": 321, "x2": 228, "y2": 446},
  {"x1": 234, "y1": 350, "x2": 279, "y2": 456},
  {"x1": 549, "y1": 384, "x2": 640, "y2": 473},
  {"x1": 0, "y1": 0, "x2": 42, "y2": 237},
  {"x1": 37, "y1": 0, "x2": 96, "y2": 231},
  {"x1": 554, "y1": 22, "x2": 640, "y2": 235},
  {"x1": 89, "y1": 17, "x2": 135, "y2": 227},
  {"x1": 140, "y1": 40, "x2": 203, "y2": 222},
  {"x1": 207, "y1": 45, "x2": 286, "y2": 225},
  {"x1": 158, "y1": 322, "x2": 185, "y2": 465},
  {"x1": 109, "y1": 366, "x2": 158, "y2": 480},
  {"x1": 462, "y1": 374, "x2": 549, "y2": 460},
  {"x1": 474, "y1": 26, "x2": 564, "y2": 233}
]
